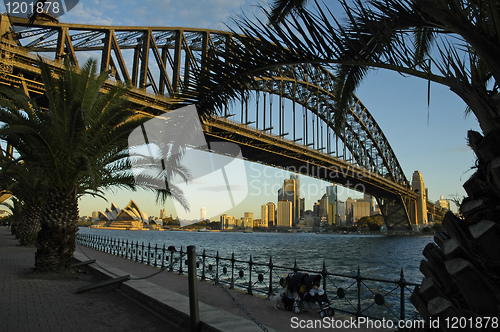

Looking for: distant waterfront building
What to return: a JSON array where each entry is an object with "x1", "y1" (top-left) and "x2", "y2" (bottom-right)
[
  {"x1": 200, "y1": 207, "x2": 206, "y2": 220},
  {"x1": 283, "y1": 179, "x2": 297, "y2": 224},
  {"x1": 160, "y1": 208, "x2": 167, "y2": 219},
  {"x1": 345, "y1": 197, "x2": 354, "y2": 224},
  {"x1": 289, "y1": 174, "x2": 301, "y2": 225},
  {"x1": 337, "y1": 200, "x2": 345, "y2": 225},
  {"x1": 326, "y1": 185, "x2": 337, "y2": 225},
  {"x1": 265, "y1": 202, "x2": 275, "y2": 227},
  {"x1": 299, "y1": 198, "x2": 305, "y2": 217},
  {"x1": 261, "y1": 204, "x2": 268, "y2": 224},
  {"x1": 95, "y1": 200, "x2": 147, "y2": 229},
  {"x1": 221, "y1": 214, "x2": 236, "y2": 230},
  {"x1": 92, "y1": 211, "x2": 99, "y2": 220},
  {"x1": 436, "y1": 196, "x2": 450, "y2": 210},
  {"x1": 242, "y1": 212, "x2": 254, "y2": 229},
  {"x1": 253, "y1": 218, "x2": 267, "y2": 228},
  {"x1": 277, "y1": 200, "x2": 293, "y2": 227},
  {"x1": 352, "y1": 200, "x2": 371, "y2": 223}
]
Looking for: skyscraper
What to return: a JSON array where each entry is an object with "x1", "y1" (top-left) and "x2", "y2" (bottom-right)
[
  {"x1": 266, "y1": 202, "x2": 276, "y2": 227},
  {"x1": 345, "y1": 197, "x2": 354, "y2": 224},
  {"x1": 261, "y1": 204, "x2": 268, "y2": 224},
  {"x1": 290, "y1": 174, "x2": 301, "y2": 224},
  {"x1": 277, "y1": 200, "x2": 292, "y2": 227},
  {"x1": 326, "y1": 185, "x2": 337, "y2": 225},
  {"x1": 200, "y1": 207, "x2": 206, "y2": 220},
  {"x1": 281, "y1": 175, "x2": 300, "y2": 226}
]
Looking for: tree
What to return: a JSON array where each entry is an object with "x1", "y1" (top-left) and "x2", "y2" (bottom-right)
[
  {"x1": 227, "y1": 0, "x2": 500, "y2": 324},
  {"x1": 0, "y1": 157, "x2": 45, "y2": 246},
  {"x1": 0, "y1": 59, "x2": 159, "y2": 272}
]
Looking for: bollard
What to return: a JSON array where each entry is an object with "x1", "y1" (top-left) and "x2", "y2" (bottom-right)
[{"x1": 187, "y1": 245, "x2": 200, "y2": 332}]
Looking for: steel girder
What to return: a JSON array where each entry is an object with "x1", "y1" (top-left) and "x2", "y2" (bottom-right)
[{"x1": 1, "y1": 15, "x2": 420, "y2": 228}]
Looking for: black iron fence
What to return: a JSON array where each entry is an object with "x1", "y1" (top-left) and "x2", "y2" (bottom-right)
[{"x1": 76, "y1": 233, "x2": 421, "y2": 323}]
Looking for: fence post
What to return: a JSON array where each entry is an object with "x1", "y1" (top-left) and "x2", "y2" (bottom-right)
[
  {"x1": 179, "y1": 246, "x2": 184, "y2": 275},
  {"x1": 248, "y1": 255, "x2": 253, "y2": 295},
  {"x1": 201, "y1": 249, "x2": 206, "y2": 281},
  {"x1": 147, "y1": 242, "x2": 151, "y2": 265},
  {"x1": 154, "y1": 243, "x2": 159, "y2": 267},
  {"x1": 141, "y1": 242, "x2": 145, "y2": 263},
  {"x1": 230, "y1": 252, "x2": 235, "y2": 289},
  {"x1": 400, "y1": 268, "x2": 405, "y2": 322},
  {"x1": 161, "y1": 244, "x2": 166, "y2": 269},
  {"x1": 168, "y1": 246, "x2": 176, "y2": 271},
  {"x1": 135, "y1": 241, "x2": 139, "y2": 262},
  {"x1": 187, "y1": 246, "x2": 200, "y2": 332},
  {"x1": 268, "y1": 256, "x2": 273, "y2": 298},
  {"x1": 356, "y1": 266, "x2": 362, "y2": 317},
  {"x1": 215, "y1": 251, "x2": 220, "y2": 283},
  {"x1": 322, "y1": 260, "x2": 328, "y2": 292}
]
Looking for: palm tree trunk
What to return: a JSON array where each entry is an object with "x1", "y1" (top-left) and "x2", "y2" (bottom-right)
[
  {"x1": 410, "y1": 128, "x2": 500, "y2": 323},
  {"x1": 17, "y1": 202, "x2": 41, "y2": 246},
  {"x1": 35, "y1": 189, "x2": 79, "y2": 272}
]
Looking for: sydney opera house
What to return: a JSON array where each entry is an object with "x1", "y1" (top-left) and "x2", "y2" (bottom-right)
[{"x1": 93, "y1": 200, "x2": 150, "y2": 230}]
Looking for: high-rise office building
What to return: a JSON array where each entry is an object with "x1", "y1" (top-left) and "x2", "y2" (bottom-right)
[
  {"x1": 345, "y1": 197, "x2": 354, "y2": 224},
  {"x1": 436, "y1": 196, "x2": 450, "y2": 210},
  {"x1": 200, "y1": 207, "x2": 207, "y2": 220},
  {"x1": 266, "y1": 202, "x2": 276, "y2": 227},
  {"x1": 281, "y1": 175, "x2": 300, "y2": 226},
  {"x1": 326, "y1": 185, "x2": 337, "y2": 225},
  {"x1": 277, "y1": 200, "x2": 293, "y2": 227},
  {"x1": 160, "y1": 208, "x2": 167, "y2": 219},
  {"x1": 319, "y1": 194, "x2": 328, "y2": 218},
  {"x1": 290, "y1": 174, "x2": 301, "y2": 224},
  {"x1": 352, "y1": 200, "x2": 371, "y2": 222},
  {"x1": 337, "y1": 200, "x2": 345, "y2": 225},
  {"x1": 261, "y1": 204, "x2": 268, "y2": 224},
  {"x1": 299, "y1": 198, "x2": 305, "y2": 217},
  {"x1": 220, "y1": 214, "x2": 236, "y2": 230}
]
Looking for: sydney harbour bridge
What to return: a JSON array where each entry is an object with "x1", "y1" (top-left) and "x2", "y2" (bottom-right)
[{"x1": 0, "y1": 14, "x2": 445, "y2": 230}]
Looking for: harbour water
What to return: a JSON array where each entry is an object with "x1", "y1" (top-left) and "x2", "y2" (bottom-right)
[{"x1": 78, "y1": 228, "x2": 433, "y2": 284}]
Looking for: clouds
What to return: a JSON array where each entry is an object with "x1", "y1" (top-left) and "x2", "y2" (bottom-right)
[{"x1": 58, "y1": 0, "x2": 264, "y2": 31}]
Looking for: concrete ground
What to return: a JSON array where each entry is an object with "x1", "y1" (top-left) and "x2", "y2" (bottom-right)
[
  {"x1": 0, "y1": 226, "x2": 391, "y2": 331},
  {"x1": 0, "y1": 226, "x2": 174, "y2": 332}
]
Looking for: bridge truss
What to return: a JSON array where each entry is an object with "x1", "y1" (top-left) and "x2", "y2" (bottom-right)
[{"x1": 0, "y1": 14, "x2": 441, "y2": 230}]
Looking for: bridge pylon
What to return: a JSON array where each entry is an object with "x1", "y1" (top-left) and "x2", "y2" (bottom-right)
[{"x1": 376, "y1": 196, "x2": 415, "y2": 231}]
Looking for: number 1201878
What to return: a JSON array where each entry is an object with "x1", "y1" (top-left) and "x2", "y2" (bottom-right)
[{"x1": 5, "y1": 1, "x2": 60, "y2": 15}]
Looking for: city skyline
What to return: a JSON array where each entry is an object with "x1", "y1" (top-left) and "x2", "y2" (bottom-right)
[{"x1": 20, "y1": 0, "x2": 474, "y2": 218}]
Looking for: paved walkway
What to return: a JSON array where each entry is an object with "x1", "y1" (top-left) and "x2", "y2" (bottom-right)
[
  {"x1": 0, "y1": 227, "x2": 388, "y2": 332},
  {"x1": 0, "y1": 226, "x2": 172, "y2": 331}
]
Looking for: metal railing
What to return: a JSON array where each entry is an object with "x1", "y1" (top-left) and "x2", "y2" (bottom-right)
[{"x1": 76, "y1": 233, "x2": 421, "y2": 323}]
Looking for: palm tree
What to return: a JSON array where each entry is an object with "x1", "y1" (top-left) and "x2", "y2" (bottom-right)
[
  {"x1": 169, "y1": 0, "x2": 500, "y2": 324},
  {"x1": 0, "y1": 196, "x2": 23, "y2": 235},
  {"x1": 0, "y1": 59, "x2": 160, "y2": 272},
  {"x1": 222, "y1": 0, "x2": 500, "y2": 323},
  {"x1": 0, "y1": 156, "x2": 45, "y2": 246}
]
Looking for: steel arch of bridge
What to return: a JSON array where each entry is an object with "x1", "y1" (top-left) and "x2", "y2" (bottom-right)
[{"x1": 0, "y1": 15, "x2": 420, "y2": 229}]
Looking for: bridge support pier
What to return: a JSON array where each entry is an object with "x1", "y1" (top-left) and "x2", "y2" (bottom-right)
[{"x1": 377, "y1": 196, "x2": 415, "y2": 232}]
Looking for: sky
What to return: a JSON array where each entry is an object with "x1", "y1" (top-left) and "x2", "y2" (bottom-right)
[{"x1": 0, "y1": 0, "x2": 479, "y2": 219}]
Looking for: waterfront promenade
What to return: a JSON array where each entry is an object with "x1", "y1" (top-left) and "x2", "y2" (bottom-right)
[{"x1": 0, "y1": 227, "x2": 390, "y2": 331}]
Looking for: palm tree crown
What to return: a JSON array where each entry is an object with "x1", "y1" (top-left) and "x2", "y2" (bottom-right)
[{"x1": 0, "y1": 59, "x2": 152, "y2": 271}]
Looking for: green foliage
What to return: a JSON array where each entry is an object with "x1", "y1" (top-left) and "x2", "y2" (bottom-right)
[
  {"x1": 357, "y1": 215, "x2": 384, "y2": 231},
  {"x1": 220, "y1": 0, "x2": 500, "y2": 136}
]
